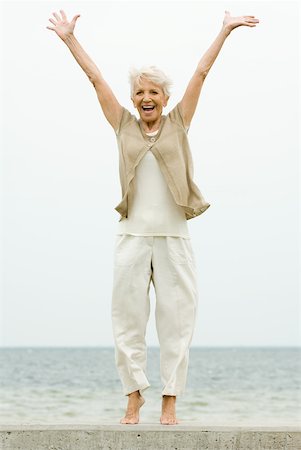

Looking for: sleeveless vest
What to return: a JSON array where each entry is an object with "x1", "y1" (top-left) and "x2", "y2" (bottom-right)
[{"x1": 114, "y1": 102, "x2": 210, "y2": 221}]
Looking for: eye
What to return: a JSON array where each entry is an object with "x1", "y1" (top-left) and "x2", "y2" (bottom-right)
[
  {"x1": 136, "y1": 91, "x2": 143, "y2": 95},
  {"x1": 151, "y1": 91, "x2": 158, "y2": 94}
]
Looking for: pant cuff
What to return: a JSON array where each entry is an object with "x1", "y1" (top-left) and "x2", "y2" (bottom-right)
[
  {"x1": 124, "y1": 382, "x2": 151, "y2": 396},
  {"x1": 162, "y1": 388, "x2": 185, "y2": 397}
]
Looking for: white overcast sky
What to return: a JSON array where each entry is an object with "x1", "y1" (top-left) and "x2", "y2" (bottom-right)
[{"x1": 0, "y1": 0, "x2": 299, "y2": 347}]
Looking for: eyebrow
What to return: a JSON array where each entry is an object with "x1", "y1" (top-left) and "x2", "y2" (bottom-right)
[{"x1": 135, "y1": 88, "x2": 159, "y2": 93}]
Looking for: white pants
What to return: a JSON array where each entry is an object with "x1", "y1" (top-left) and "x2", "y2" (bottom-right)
[{"x1": 111, "y1": 235, "x2": 199, "y2": 396}]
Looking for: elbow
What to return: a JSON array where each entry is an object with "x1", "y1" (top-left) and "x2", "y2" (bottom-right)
[
  {"x1": 89, "y1": 72, "x2": 103, "y2": 87},
  {"x1": 197, "y1": 62, "x2": 212, "y2": 79},
  {"x1": 199, "y1": 70, "x2": 208, "y2": 80},
  {"x1": 90, "y1": 78, "x2": 97, "y2": 88},
  {"x1": 89, "y1": 75, "x2": 98, "y2": 87}
]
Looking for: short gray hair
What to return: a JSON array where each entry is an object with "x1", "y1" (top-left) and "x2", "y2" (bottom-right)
[{"x1": 129, "y1": 65, "x2": 173, "y2": 97}]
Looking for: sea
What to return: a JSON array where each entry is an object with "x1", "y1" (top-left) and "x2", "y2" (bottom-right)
[{"x1": 0, "y1": 347, "x2": 300, "y2": 426}]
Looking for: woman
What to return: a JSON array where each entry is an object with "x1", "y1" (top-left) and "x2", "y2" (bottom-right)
[{"x1": 47, "y1": 9, "x2": 259, "y2": 425}]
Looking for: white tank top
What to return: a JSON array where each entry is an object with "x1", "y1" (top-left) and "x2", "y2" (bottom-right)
[{"x1": 116, "y1": 130, "x2": 190, "y2": 239}]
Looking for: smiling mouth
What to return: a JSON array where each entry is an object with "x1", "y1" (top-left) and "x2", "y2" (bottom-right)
[{"x1": 142, "y1": 106, "x2": 155, "y2": 111}]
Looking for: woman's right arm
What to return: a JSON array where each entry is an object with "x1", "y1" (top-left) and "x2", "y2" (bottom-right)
[{"x1": 47, "y1": 10, "x2": 123, "y2": 131}]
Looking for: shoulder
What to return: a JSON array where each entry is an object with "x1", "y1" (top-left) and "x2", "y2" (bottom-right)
[
  {"x1": 167, "y1": 103, "x2": 189, "y2": 133},
  {"x1": 115, "y1": 107, "x2": 137, "y2": 135}
]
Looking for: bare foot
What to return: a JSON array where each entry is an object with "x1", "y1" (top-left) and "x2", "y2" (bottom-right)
[
  {"x1": 160, "y1": 395, "x2": 179, "y2": 425},
  {"x1": 120, "y1": 390, "x2": 145, "y2": 424}
]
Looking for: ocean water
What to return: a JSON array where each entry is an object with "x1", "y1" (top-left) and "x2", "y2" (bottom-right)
[{"x1": 0, "y1": 347, "x2": 300, "y2": 426}]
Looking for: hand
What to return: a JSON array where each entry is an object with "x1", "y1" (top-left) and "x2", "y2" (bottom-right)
[
  {"x1": 222, "y1": 10, "x2": 259, "y2": 34},
  {"x1": 46, "y1": 9, "x2": 80, "y2": 41}
]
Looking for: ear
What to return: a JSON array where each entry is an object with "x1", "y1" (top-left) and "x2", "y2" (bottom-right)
[
  {"x1": 163, "y1": 96, "x2": 170, "y2": 107},
  {"x1": 131, "y1": 97, "x2": 137, "y2": 108}
]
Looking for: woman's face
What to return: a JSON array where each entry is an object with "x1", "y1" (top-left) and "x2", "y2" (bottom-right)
[{"x1": 132, "y1": 77, "x2": 169, "y2": 124}]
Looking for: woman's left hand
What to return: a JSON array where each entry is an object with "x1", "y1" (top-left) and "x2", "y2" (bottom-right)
[{"x1": 222, "y1": 10, "x2": 259, "y2": 34}]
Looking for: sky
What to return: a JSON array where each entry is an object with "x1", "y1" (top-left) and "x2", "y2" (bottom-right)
[{"x1": 0, "y1": 0, "x2": 299, "y2": 347}]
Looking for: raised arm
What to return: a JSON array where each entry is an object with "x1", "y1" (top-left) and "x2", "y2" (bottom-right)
[
  {"x1": 179, "y1": 10, "x2": 260, "y2": 128},
  {"x1": 46, "y1": 10, "x2": 123, "y2": 131}
]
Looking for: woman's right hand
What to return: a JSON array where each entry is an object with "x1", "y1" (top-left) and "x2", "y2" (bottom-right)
[{"x1": 46, "y1": 9, "x2": 80, "y2": 41}]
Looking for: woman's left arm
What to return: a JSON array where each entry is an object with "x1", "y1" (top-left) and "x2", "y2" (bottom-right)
[{"x1": 179, "y1": 10, "x2": 260, "y2": 128}]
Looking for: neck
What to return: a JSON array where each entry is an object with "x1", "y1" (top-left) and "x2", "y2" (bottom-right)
[{"x1": 141, "y1": 118, "x2": 161, "y2": 133}]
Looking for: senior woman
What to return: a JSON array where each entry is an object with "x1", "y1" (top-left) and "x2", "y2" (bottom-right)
[{"x1": 47, "y1": 9, "x2": 259, "y2": 424}]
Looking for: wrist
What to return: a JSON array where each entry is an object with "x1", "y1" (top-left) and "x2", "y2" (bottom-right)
[
  {"x1": 221, "y1": 25, "x2": 231, "y2": 37},
  {"x1": 61, "y1": 32, "x2": 75, "y2": 43}
]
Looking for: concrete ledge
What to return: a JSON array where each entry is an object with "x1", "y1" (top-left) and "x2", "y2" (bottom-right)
[{"x1": 1, "y1": 424, "x2": 301, "y2": 450}]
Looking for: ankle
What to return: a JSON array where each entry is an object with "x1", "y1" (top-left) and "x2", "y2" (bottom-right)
[
  {"x1": 162, "y1": 395, "x2": 176, "y2": 401},
  {"x1": 128, "y1": 390, "x2": 141, "y2": 398}
]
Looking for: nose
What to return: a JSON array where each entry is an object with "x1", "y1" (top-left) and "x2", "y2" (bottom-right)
[{"x1": 142, "y1": 92, "x2": 152, "y2": 102}]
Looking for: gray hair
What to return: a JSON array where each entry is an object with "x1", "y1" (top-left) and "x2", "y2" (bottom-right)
[{"x1": 129, "y1": 65, "x2": 173, "y2": 97}]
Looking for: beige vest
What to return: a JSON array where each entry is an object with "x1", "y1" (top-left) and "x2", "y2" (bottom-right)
[{"x1": 114, "y1": 102, "x2": 210, "y2": 221}]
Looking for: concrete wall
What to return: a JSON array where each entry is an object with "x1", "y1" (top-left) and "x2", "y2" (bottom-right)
[{"x1": 1, "y1": 424, "x2": 301, "y2": 450}]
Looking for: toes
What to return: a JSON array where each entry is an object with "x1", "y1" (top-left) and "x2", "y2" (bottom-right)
[
  {"x1": 120, "y1": 417, "x2": 139, "y2": 424},
  {"x1": 160, "y1": 416, "x2": 178, "y2": 425}
]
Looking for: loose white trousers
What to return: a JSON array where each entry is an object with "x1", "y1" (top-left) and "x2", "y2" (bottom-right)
[{"x1": 111, "y1": 235, "x2": 199, "y2": 396}]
